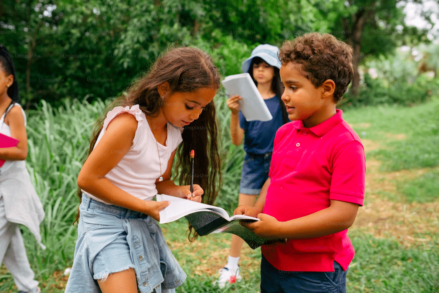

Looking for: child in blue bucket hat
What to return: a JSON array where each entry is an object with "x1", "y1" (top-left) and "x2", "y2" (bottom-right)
[{"x1": 216, "y1": 44, "x2": 290, "y2": 288}]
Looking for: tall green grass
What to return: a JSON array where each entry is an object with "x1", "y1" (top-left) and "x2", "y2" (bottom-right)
[
  {"x1": 1, "y1": 99, "x2": 107, "y2": 292},
  {"x1": 27, "y1": 99, "x2": 108, "y2": 277}
]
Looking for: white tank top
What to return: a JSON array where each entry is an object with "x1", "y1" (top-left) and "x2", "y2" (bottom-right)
[
  {"x1": 0, "y1": 103, "x2": 27, "y2": 173},
  {"x1": 83, "y1": 105, "x2": 183, "y2": 204}
]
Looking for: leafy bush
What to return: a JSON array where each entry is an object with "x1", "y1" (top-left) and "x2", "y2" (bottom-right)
[
  {"x1": 346, "y1": 73, "x2": 438, "y2": 107},
  {"x1": 345, "y1": 49, "x2": 439, "y2": 107}
]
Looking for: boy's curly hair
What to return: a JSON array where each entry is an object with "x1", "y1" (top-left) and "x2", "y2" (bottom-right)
[{"x1": 279, "y1": 33, "x2": 354, "y2": 102}]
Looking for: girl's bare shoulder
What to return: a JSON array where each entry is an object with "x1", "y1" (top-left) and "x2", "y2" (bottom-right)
[
  {"x1": 105, "y1": 112, "x2": 139, "y2": 134},
  {"x1": 4, "y1": 105, "x2": 25, "y2": 126}
]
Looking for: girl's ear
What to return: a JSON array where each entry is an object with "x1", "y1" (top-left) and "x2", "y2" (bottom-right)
[
  {"x1": 321, "y1": 79, "x2": 336, "y2": 101},
  {"x1": 7, "y1": 74, "x2": 14, "y2": 87},
  {"x1": 158, "y1": 82, "x2": 170, "y2": 98}
]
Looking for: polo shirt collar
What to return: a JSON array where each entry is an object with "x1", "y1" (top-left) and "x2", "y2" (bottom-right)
[{"x1": 293, "y1": 110, "x2": 343, "y2": 137}]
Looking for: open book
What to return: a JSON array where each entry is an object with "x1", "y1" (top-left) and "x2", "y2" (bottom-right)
[
  {"x1": 0, "y1": 133, "x2": 19, "y2": 167},
  {"x1": 157, "y1": 194, "x2": 285, "y2": 249},
  {"x1": 222, "y1": 73, "x2": 273, "y2": 122}
]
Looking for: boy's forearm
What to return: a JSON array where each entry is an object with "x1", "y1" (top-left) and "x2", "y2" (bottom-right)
[
  {"x1": 254, "y1": 177, "x2": 270, "y2": 212},
  {"x1": 277, "y1": 201, "x2": 359, "y2": 239}
]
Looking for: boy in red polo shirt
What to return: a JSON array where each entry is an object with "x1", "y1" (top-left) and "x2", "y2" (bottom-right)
[{"x1": 237, "y1": 33, "x2": 366, "y2": 293}]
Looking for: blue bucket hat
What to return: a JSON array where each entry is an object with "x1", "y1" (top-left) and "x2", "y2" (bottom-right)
[{"x1": 241, "y1": 44, "x2": 281, "y2": 73}]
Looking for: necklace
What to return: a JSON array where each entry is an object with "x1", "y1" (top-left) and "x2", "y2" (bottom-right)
[{"x1": 155, "y1": 140, "x2": 163, "y2": 182}]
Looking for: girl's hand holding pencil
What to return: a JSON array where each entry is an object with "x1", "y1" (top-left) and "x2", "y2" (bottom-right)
[
  {"x1": 179, "y1": 185, "x2": 203, "y2": 202},
  {"x1": 186, "y1": 149, "x2": 202, "y2": 202}
]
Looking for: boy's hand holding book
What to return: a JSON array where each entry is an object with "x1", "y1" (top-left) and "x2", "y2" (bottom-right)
[
  {"x1": 235, "y1": 205, "x2": 287, "y2": 241},
  {"x1": 233, "y1": 205, "x2": 262, "y2": 218},
  {"x1": 241, "y1": 213, "x2": 284, "y2": 239}
]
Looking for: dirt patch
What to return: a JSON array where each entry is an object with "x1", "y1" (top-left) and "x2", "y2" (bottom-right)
[
  {"x1": 349, "y1": 123, "x2": 371, "y2": 129},
  {"x1": 384, "y1": 133, "x2": 407, "y2": 140},
  {"x1": 353, "y1": 198, "x2": 439, "y2": 247},
  {"x1": 361, "y1": 139, "x2": 380, "y2": 152}
]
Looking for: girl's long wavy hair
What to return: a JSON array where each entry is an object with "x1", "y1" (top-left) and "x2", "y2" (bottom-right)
[
  {"x1": 248, "y1": 57, "x2": 289, "y2": 124},
  {"x1": 74, "y1": 47, "x2": 222, "y2": 240}
]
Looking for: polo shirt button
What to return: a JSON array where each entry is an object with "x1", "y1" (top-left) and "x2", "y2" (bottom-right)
[
  {"x1": 139, "y1": 255, "x2": 143, "y2": 261},
  {"x1": 296, "y1": 143, "x2": 300, "y2": 147},
  {"x1": 143, "y1": 282, "x2": 148, "y2": 287}
]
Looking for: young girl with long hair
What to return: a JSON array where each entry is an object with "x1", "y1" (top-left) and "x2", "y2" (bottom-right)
[
  {"x1": 65, "y1": 47, "x2": 222, "y2": 293},
  {"x1": 0, "y1": 45, "x2": 44, "y2": 293},
  {"x1": 216, "y1": 44, "x2": 289, "y2": 288}
]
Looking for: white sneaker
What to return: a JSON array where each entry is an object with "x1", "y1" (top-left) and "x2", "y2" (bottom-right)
[{"x1": 214, "y1": 266, "x2": 242, "y2": 288}]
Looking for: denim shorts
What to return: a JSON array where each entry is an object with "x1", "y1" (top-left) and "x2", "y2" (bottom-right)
[
  {"x1": 80, "y1": 197, "x2": 148, "y2": 282},
  {"x1": 66, "y1": 195, "x2": 184, "y2": 293},
  {"x1": 260, "y1": 255, "x2": 347, "y2": 293},
  {"x1": 239, "y1": 152, "x2": 272, "y2": 195}
]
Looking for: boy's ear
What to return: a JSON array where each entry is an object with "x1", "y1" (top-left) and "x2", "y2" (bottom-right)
[
  {"x1": 321, "y1": 79, "x2": 336, "y2": 101},
  {"x1": 157, "y1": 82, "x2": 170, "y2": 98}
]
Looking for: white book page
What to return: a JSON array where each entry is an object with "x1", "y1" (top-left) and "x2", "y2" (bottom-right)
[
  {"x1": 222, "y1": 73, "x2": 273, "y2": 122},
  {"x1": 229, "y1": 214, "x2": 259, "y2": 221},
  {"x1": 156, "y1": 194, "x2": 230, "y2": 224}
]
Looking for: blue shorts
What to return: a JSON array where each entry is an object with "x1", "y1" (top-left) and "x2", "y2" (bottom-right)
[
  {"x1": 260, "y1": 255, "x2": 347, "y2": 293},
  {"x1": 239, "y1": 152, "x2": 272, "y2": 195}
]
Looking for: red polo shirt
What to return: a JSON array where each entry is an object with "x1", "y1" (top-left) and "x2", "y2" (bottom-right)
[{"x1": 262, "y1": 110, "x2": 365, "y2": 272}]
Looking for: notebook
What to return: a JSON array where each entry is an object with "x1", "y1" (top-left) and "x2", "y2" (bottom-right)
[
  {"x1": 222, "y1": 73, "x2": 273, "y2": 122},
  {"x1": 0, "y1": 133, "x2": 19, "y2": 167},
  {"x1": 157, "y1": 194, "x2": 286, "y2": 249}
]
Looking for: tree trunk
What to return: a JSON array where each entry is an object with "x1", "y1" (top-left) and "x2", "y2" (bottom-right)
[
  {"x1": 192, "y1": 18, "x2": 201, "y2": 36},
  {"x1": 350, "y1": 29, "x2": 363, "y2": 96},
  {"x1": 343, "y1": 2, "x2": 376, "y2": 97},
  {"x1": 26, "y1": 21, "x2": 43, "y2": 96}
]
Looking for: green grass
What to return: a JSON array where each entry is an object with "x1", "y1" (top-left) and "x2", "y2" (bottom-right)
[
  {"x1": 398, "y1": 170, "x2": 439, "y2": 203},
  {"x1": 343, "y1": 97, "x2": 439, "y2": 171},
  {"x1": 161, "y1": 221, "x2": 439, "y2": 293}
]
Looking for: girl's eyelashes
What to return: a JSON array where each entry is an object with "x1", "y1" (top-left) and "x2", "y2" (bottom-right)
[
  {"x1": 185, "y1": 104, "x2": 206, "y2": 111},
  {"x1": 290, "y1": 86, "x2": 297, "y2": 91}
]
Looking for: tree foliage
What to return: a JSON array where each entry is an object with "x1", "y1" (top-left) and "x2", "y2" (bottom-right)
[{"x1": 0, "y1": 0, "x2": 433, "y2": 107}]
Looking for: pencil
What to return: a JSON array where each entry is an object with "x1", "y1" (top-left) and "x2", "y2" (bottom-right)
[{"x1": 190, "y1": 150, "x2": 194, "y2": 198}]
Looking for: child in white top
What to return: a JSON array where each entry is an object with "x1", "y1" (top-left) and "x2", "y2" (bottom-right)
[
  {"x1": 66, "y1": 47, "x2": 222, "y2": 293},
  {"x1": 0, "y1": 45, "x2": 43, "y2": 293}
]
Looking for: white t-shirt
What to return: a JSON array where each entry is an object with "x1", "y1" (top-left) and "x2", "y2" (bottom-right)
[{"x1": 83, "y1": 104, "x2": 183, "y2": 204}]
